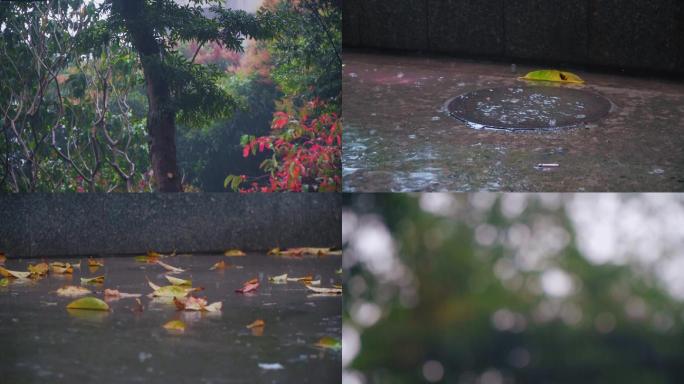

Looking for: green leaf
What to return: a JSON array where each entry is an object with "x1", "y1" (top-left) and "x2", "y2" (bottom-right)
[
  {"x1": 314, "y1": 336, "x2": 341, "y2": 351},
  {"x1": 520, "y1": 70, "x2": 584, "y2": 84},
  {"x1": 66, "y1": 296, "x2": 110, "y2": 311}
]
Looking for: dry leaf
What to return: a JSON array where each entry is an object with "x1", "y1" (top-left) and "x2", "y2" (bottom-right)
[
  {"x1": 163, "y1": 319, "x2": 186, "y2": 332},
  {"x1": 156, "y1": 260, "x2": 185, "y2": 274},
  {"x1": 246, "y1": 319, "x2": 265, "y2": 328},
  {"x1": 209, "y1": 260, "x2": 228, "y2": 270},
  {"x1": 80, "y1": 275, "x2": 104, "y2": 285},
  {"x1": 286, "y1": 275, "x2": 313, "y2": 283},
  {"x1": 246, "y1": 319, "x2": 265, "y2": 336},
  {"x1": 267, "y1": 248, "x2": 280, "y2": 256},
  {"x1": 56, "y1": 285, "x2": 91, "y2": 297},
  {"x1": 236, "y1": 279, "x2": 259, "y2": 293},
  {"x1": 88, "y1": 258, "x2": 104, "y2": 267},
  {"x1": 224, "y1": 249, "x2": 246, "y2": 257},
  {"x1": 0, "y1": 278, "x2": 8, "y2": 287},
  {"x1": 132, "y1": 298, "x2": 144, "y2": 313},
  {"x1": 148, "y1": 280, "x2": 198, "y2": 297},
  {"x1": 104, "y1": 289, "x2": 141, "y2": 299},
  {"x1": 314, "y1": 336, "x2": 342, "y2": 350},
  {"x1": 309, "y1": 279, "x2": 321, "y2": 286},
  {"x1": 173, "y1": 296, "x2": 222, "y2": 312},
  {"x1": 268, "y1": 273, "x2": 288, "y2": 283},
  {"x1": 0, "y1": 252, "x2": 6, "y2": 264},
  {"x1": 305, "y1": 285, "x2": 342, "y2": 294},
  {"x1": 50, "y1": 262, "x2": 73, "y2": 274},
  {"x1": 0, "y1": 266, "x2": 31, "y2": 279}
]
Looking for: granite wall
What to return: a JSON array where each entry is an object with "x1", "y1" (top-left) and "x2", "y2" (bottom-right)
[
  {"x1": 0, "y1": 194, "x2": 341, "y2": 258},
  {"x1": 343, "y1": 0, "x2": 684, "y2": 74}
]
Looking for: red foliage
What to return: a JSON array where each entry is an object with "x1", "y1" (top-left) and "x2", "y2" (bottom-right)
[{"x1": 227, "y1": 100, "x2": 341, "y2": 192}]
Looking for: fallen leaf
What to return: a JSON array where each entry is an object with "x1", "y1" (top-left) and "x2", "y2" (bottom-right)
[
  {"x1": 305, "y1": 285, "x2": 342, "y2": 294},
  {"x1": 134, "y1": 254, "x2": 159, "y2": 263},
  {"x1": 0, "y1": 252, "x2": 6, "y2": 264},
  {"x1": 209, "y1": 260, "x2": 228, "y2": 270},
  {"x1": 268, "y1": 273, "x2": 288, "y2": 283},
  {"x1": 56, "y1": 285, "x2": 91, "y2": 297},
  {"x1": 286, "y1": 275, "x2": 313, "y2": 283},
  {"x1": 309, "y1": 279, "x2": 321, "y2": 286},
  {"x1": 335, "y1": 268, "x2": 342, "y2": 274},
  {"x1": 224, "y1": 249, "x2": 246, "y2": 257},
  {"x1": 132, "y1": 298, "x2": 144, "y2": 313},
  {"x1": 520, "y1": 69, "x2": 584, "y2": 84},
  {"x1": 247, "y1": 319, "x2": 265, "y2": 336},
  {"x1": 173, "y1": 296, "x2": 222, "y2": 312},
  {"x1": 66, "y1": 296, "x2": 110, "y2": 311},
  {"x1": 163, "y1": 319, "x2": 186, "y2": 332},
  {"x1": 314, "y1": 336, "x2": 342, "y2": 351},
  {"x1": 0, "y1": 266, "x2": 31, "y2": 279},
  {"x1": 246, "y1": 319, "x2": 265, "y2": 329},
  {"x1": 278, "y1": 247, "x2": 338, "y2": 256},
  {"x1": 156, "y1": 260, "x2": 185, "y2": 274},
  {"x1": 28, "y1": 262, "x2": 49, "y2": 277},
  {"x1": 0, "y1": 278, "x2": 8, "y2": 287},
  {"x1": 50, "y1": 262, "x2": 73, "y2": 274},
  {"x1": 236, "y1": 279, "x2": 259, "y2": 293},
  {"x1": 104, "y1": 289, "x2": 141, "y2": 299},
  {"x1": 147, "y1": 251, "x2": 162, "y2": 258},
  {"x1": 88, "y1": 258, "x2": 104, "y2": 267},
  {"x1": 267, "y1": 248, "x2": 280, "y2": 256},
  {"x1": 165, "y1": 275, "x2": 192, "y2": 286},
  {"x1": 80, "y1": 275, "x2": 104, "y2": 285},
  {"x1": 148, "y1": 281, "x2": 197, "y2": 297}
]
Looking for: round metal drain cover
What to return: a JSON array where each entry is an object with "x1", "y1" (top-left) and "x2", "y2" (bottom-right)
[{"x1": 447, "y1": 85, "x2": 612, "y2": 131}]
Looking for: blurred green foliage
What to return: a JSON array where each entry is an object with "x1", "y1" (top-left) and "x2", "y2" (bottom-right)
[{"x1": 343, "y1": 194, "x2": 684, "y2": 384}]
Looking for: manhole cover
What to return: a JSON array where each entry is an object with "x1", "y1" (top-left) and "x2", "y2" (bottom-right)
[{"x1": 446, "y1": 85, "x2": 612, "y2": 131}]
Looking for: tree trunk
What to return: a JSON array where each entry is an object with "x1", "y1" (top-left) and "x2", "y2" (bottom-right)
[{"x1": 111, "y1": 0, "x2": 181, "y2": 192}]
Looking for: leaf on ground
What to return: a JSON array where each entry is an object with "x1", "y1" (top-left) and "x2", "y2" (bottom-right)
[
  {"x1": 286, "y1": 275, "x2": 313, "y2": 283},
  {"x1": 258, "y1": 363, "x2": 284, "y2": 370},
  {"x1": 314, "y1": 336, "x2": 342, "y2": 351},
  {"x1": 0, "y1": 252, "x2": 6, "y2": 264},
  {"x1": 104, "y1": 289, "x2": 141, "y2": 299},
  {"x1": 279, "y1": 247, "x2": 339, "y2": 256},
  {"x1": 246, "y1": 319, "x2": 265, "y2": 329},
  {"x1": 132, "y1": 298, "x2": 144, "y2": 313},
  {"x1": 50, "y1": 262, "x2": 73, "y2": 274},
  {"x1": 0, "y1": 278, "x2": 9, "y2": 287},
  {"x1": 309, "y1": 279, "x2": 321, "y2": 286},
  {"x1": 134, "y1": 254, "x2": 159, "y2": 263},
  {"x1": 165, "y1": 275, "x2": 192, "y2": 286},
  {"x1": 88, "y1": 258, "x2": 104, "y2": 267},
  {"x1": 305, "y1": 285, "x2": 342, "y2": 294},
  {"x1": 246, "y1": 319, "x2": 265, "y2": 336},
  {"x1": 224, "y1": 249, "x2": 246, "y2": 257},
  {"x1": 235, "y1": 279, "x2": 259, "y2": 293},
  {"x1": 0, "y1": 266, "x2": 31, "y2": 279},
  {"x1": 66, "y1": 296, "x2": 110, "y2": 311},
  {"x1": 56, "y1": 285, "x2": 91, "y2": 297},
  {"x1": 163, "y1": 319, "x2": 186, "y2": 332},
  {"x1": 28, "y1": 262, "x2": 49, "y2": 277},
  {"x1": 80, "y1": 275, "x2": 104, "y2": 285},
  {"x1": 156, "y1": 260, "x2": 185, "y2": 273},
  {"x1": 335, "y1": 268, "x2": 342, "y2": 274},
  {"x1": 148, "y1": 281, "x2": 198, "y2": 297},
  {"x1": 268, "y1": 273, "x2": 288, "y2": 283},
  {"x1": 267, "y1": 248, "x2": 280, "y2": 256},
  {"x1": 520, "y1": 69, "x2": 584, "y2": 84},
  {"x1": 173, "y1": 296, "x2": 222, "y2": 312},
  {"x1": 209, "y1": 260, "x2": 228, "y2": 270}
]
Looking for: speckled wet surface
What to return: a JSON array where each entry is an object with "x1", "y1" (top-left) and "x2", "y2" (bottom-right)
[
  {"x1": 343, "y1": 51, "x2": 684, "y2": 192},
  {"x1": 0, "y1": 254, "x2": 342, "y2": 383}
]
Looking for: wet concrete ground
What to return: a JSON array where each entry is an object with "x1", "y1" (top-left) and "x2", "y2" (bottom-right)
[
  {"x1": 343, "y1": 51, "x2": 684, "y2": 192},
  {"x1": 0, "y1": 254, "x2": 341, "y2": 383}
]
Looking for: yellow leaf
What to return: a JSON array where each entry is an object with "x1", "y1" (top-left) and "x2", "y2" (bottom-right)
[
  {"x1": 88, "y1": 258, "x2": 104, "y2": 267},
  {"x1": 0, "y1": 278, "x2": 8, "y2": 287},
  {"x1": 155, "y1": 260, "x2": 185, "y2": 273},
  {"x1": 66, "y1": 296, "x2": 110, "y2": 311},
  {"x1": 267, "y1": 248, "x2": 280, "y2": 256},
  {"x1": 80, "y1": 275, "x2": 104, "y2": 285},
  {"x1": 56, "y1": 285, "x2": 91, "y2": 297},
  {"x1": 519, "y1": 69, "x2": 584, "y2": 84},
  {"x1": 209, "y1": 260, "x2": 227, "y2": 270},
  {"x1": 224, "y1": 249, "x2": 246, "y2": 257},
  {"x1": 246, "y1": 319, "x2": 265, "y2": 329},
  {"x1": 165, "y1": 275, "x2": 192, "y2": 286},
  {"x1": 163, "y1": 320, "x2": 186, "y2": 332},
  {"x1": 286, "y1": 275, "x2": 313, "y2": 283},
  {"x1": 314, "y1": 336, "x2": 342, "y2": 350},
  {"x1": 28, "y1": 262, "x2": 49, "y2": 277}
]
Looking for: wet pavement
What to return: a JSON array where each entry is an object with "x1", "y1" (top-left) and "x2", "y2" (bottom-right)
[
  {"x1": 343, "y1": 51, "x2": 684, "y2": 192},
  {"x1": 0, "y1": 254, "x2": 342, "y2": 383}
]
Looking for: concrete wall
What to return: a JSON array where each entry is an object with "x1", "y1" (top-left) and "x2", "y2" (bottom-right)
[
  {"x1": 0, "y1": 194, "x2": 341, "y2": 258},
  {"x1": 343, "y1": 0, "x2": 684, "y2": 74}
]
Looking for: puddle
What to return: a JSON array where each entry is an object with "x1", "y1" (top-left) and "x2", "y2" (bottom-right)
[
  {"x1": 0, "y1": 254, "x2": 341, "y2": 383},
  {"x1": 342, "y1": 51, "x2": 684, "y2": 192},
  {"x1": 446, "y1": 86, "x2": 613, "y2": 131}
]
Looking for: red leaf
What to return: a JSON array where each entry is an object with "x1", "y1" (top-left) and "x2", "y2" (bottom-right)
[
  {"x1": 242, "y1": 145, "x2": 250, "y2": 158},
  {"x1": 235, "y1": 281, "x2": 259, "y2": 293}
]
